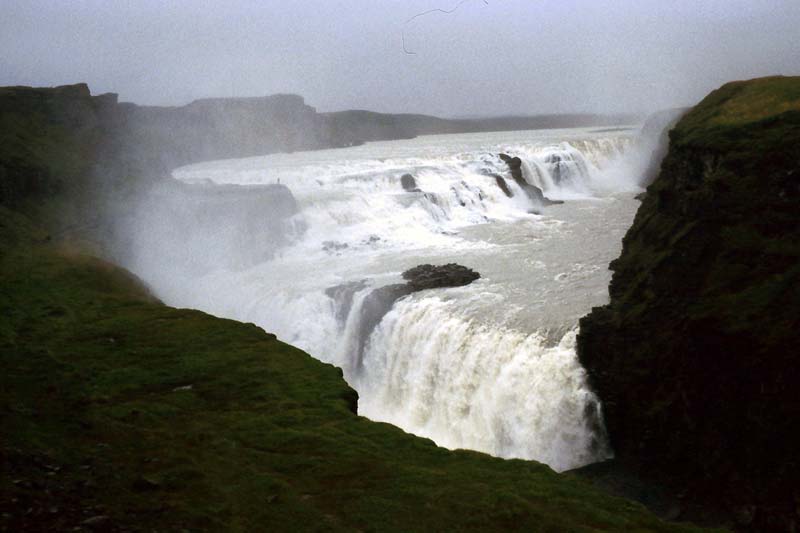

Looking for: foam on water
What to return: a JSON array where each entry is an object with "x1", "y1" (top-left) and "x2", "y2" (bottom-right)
[{"x1": 126, "y1": 127, "x2": 646, "y2": 471}]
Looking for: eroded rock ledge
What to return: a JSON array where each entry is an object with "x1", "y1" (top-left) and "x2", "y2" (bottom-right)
[
  {"x1": 336, "y1": 264, "x2": 480, "y2": 369},
  {"x1": 498, "y1": 153, "x2": 563, "y2": 210}
]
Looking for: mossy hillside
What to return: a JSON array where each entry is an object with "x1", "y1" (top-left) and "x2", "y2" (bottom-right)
[
  {"x1": 674, "y1": 76, "x2": 800, "y2": 138},
  {"x1": 0, "y1": 85, "x2": 104, "y2": 209},
  {"x1": 0, "y1": 209, "x2": 710, "y2": 532},
  {"x1": 578, "y1": 76, "x2": 800, "y2": 529}
]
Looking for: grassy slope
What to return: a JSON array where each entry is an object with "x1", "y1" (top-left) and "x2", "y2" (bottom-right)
[
  {"x1": 675, "y1": 76, "x2": 800, "y2": 133},
  {"x1": 0, "y1": 207, "x2": 710, "y2": 532}
]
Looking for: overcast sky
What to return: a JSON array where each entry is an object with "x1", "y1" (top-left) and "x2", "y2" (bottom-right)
[{"x1": 2, "y1": 0, "x2": 799, "y2": 117}]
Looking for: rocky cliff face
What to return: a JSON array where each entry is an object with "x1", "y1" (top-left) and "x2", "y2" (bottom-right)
[
  {"x1": 113, "y1": 94, "x2": 331, "y2": 177},
  {"x1": 578, "y1": 76, "x2": 800, "y2": 531}
]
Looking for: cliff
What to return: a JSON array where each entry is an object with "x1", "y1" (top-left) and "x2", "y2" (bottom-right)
[
  {"x1": 578, "y1": 76, "x2": 800, "y2": 531},
  {"x1": 113, "y1": 94, "x2": 330, "y2": 177},
  {"x1": 0, "y1": 84, "x2": 116, "y2": 210}
]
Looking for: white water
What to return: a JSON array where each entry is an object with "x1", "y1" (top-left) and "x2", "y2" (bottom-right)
[{"x1": 126, "y1": 127, "x2": 646, "y2": 472}]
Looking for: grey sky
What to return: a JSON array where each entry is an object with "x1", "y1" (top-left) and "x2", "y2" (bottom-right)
[{"x1": 2, "y1": 0, "x2": 799, "y2": 116}]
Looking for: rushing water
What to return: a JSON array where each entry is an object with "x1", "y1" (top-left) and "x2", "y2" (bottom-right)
[{"x1": 126, "y1": 127, "x2": 646, "y2": 472}]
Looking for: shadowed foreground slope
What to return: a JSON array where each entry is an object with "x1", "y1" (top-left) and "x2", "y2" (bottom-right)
[{"x1": 0, "y1": 208, "x2": 708, "y2": 532}]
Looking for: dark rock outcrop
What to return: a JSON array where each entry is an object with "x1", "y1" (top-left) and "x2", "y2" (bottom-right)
[
  {"x1": 400, "y1": 173, "x2": 420, "y2": 192},
  {"x1": 498, "y1": 153, "x2": 524, "y2": 179},
  {"x1": 402, "y1": 263, "x2": 480, "y2": 291},
  {"x1": 578, "y1": 76, "x2": 800, "y2": 531},
  {"x1": 354, "y1": 264, "x2": 480, "y2": 369},
  {"x1": 498, "y1": 153, "x2": 563, "y2": 208},
  {"x1": 325, "y1": 279, "x2": 368, "y2": 325},
  {"x1": 492, "y1": 174, "x2": 513, "y2": 197}
]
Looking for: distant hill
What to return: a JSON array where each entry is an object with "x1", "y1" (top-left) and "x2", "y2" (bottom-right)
[{"x1": 323, "y1": 110, "x2": 640, "y2": 145}]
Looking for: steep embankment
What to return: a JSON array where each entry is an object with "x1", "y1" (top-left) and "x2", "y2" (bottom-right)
[{"x1": 578, "y1": 76, "x2": 800, "y2": 530}]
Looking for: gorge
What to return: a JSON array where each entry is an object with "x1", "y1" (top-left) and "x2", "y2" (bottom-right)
[{"x1": 2, "y1": 75, "x2": 799, "y2": 532}]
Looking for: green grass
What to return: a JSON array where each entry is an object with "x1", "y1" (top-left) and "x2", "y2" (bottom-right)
[
  {"x1": 677, "y1": 76, "x2": 800, "y2": 130},
  {"x1": 0, "y1": 207, "x2": 711, "y2": 532},
  {"x1": 671, "y1": 75, "x2": 800, "y2": 148}
]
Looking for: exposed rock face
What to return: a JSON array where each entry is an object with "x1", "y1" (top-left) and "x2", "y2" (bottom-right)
[
  {"x1": 498, "y1": 153, "x2": 563, "y2": 208},
  {"x1": 325, "y1": 279, "x2": 368, "y2": 325},
  {"x1": 354, "y1": 283, "x2": 414, "y2": 368},
  {"x1": 578, "y1": 76, "x2": 800, "y2": 531},
  {"x1": 400, "y1": 173, "x2": 420, "y2": 192},
  {"x1": 498, "y1": 153, "x2": 524, "y2": 178},
  {"x1": 113, "y1": 94, "x2": 330, "y2": 178},
  {"x1": 353, "y1": 264, "x2": 480, "y2": 369},
  {"x1": 492, "y1": 174, "x2": 513, "y2": 197},
  {"x1": 402, "y1": 263, "x2": 480, "y2": 290}
]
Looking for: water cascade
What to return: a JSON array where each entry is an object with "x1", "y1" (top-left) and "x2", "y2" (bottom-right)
[{"x1": 124, "y1": 128, "x2": 645, "y2": 471}]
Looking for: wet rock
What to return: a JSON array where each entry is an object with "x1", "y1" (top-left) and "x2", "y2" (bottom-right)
[
  {"x1": 402, "y1": 263, "x2": 480, "y2": 291},
  {"x1": 400, "y1": 173, "x2": 421, "y2": 192},
  {"x1": 498, "y1": 153, "x2": 563, "y2": 207},
  {"x1": 544, "y1": 153, "x2": 566, "y2": 184},
  {"x1": 491, "y1": 174, "x2": 513, "y2": 197},
  {"x1": 353, "y1": 264, "x2": 480, "y2": 369},
  {"x1": 353, "y1": 283, "x2": 413, "y2": 369},
  {"x1": 498, "y1": 153, "x2": 525, "y2": 185},
  {"x1": 325, "y1": 279, "x2": 369, "y2": 325}
]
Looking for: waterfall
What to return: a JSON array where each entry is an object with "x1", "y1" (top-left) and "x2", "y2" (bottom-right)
[
  {"x1": 356, "y1": 296, "x2": 610, "y2": 472},
  {"x1": 123, "y1": 128, "x2": 642, "y2": 471}
]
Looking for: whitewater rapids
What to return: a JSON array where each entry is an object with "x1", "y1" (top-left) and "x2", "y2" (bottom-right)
[{"x1": 125, "y1": 127, "x2": 646, "y2": 472}]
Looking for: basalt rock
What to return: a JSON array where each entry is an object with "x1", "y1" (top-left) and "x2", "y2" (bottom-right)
[
  {"x1": 578, "y1": 76, "x2": 800, "y2": 531},
  {"x1": 499, "y1": 153, "x2": 524, "y2": 180},
  {"x1": 498, "y1": 153, "x2": 563, "y2": 207},
  {"x1": 354, "y1": 264, "x2": 480, "y2": 369},
  {"x1": 492, "y1": 174, "x2": 514, "y2": 197},
  {"x1": 400, "y1": 173, "x2": 421, "y2": 192},
  {"x1": 402, "y1": 263, "x2": 480, "y2": 291},
  {"x1": 325, "y1": 279, "x2": 368, "y2": 325}
]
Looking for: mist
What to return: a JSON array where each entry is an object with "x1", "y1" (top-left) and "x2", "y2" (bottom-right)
[{"x1": 2, "y1": 0, "x2": 799, "y2": 117}]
